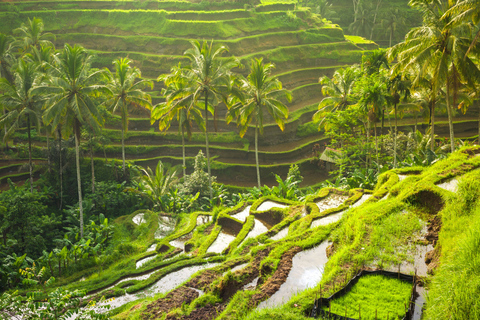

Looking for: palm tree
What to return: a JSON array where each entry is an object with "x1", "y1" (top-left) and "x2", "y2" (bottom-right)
[
  {"x1": 152, "y1": 66, "x2": 205, "y2": 177},
  {"x1": 227, "y1": 58, "x2": 291, "y2": 187},
  {"x1": 349, "y1": 5, "x2": 374, "y2": 39},
  {"x1": 182, "y1": 40, "x2": 239, "y2": 199},
  {"x1": 0, "y1": 33, "x2": 15, "y2": 149},
  {"x1": 356, "y1": 74, "x2": 388, "y2": 170},
  {"x1": 0, "y1": 59, "x2": 43, "y2": 192},
  {"x1": 42, "y1": 44, "x2": 105, "y2": 238},
  {"x1": 444, "y1": 0, "x2": 480, "y2": 55},
  {"x1": 389, "y1": 0, "x2": 480, "y2": 152},
  {"x1": 313, "y1": 66, "x2": 360, "y2": 131},
  {"x1": 104, "y1": 57, "x2": 152, "y2": 175},
  {"x1": 388, "y1": 74, "x2": 411, "y2": 168},
  {"x1": 13, "y1": 17, "x2": 54, "y2": 55},
  {"x1": 381, "y1": 9, "x2": 405, "y2": 47}
]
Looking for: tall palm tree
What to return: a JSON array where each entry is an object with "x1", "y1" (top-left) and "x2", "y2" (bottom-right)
[
  {"x1": 356, "y1": 74, "x2": 388, "y2": 170},
  {"x1": 444, "y1": 0, "x2": 480, "y2": 55},
  {"x1": 104, "y1": 57, "x2": 152, "y2": 175},
  {"x1": 227, "y1": 58, "x2": 291, "y2": 187},
  {"x1": 152, "y1": 66, "x2": 205, "y2": 177},
  {"x1": 388, "y1": 74, "x2": 411, "y2": 168},
  {"x1": 389, "y1": 0, "x2": 480, "y2": 152},
  {"x1": 13, "y1": 17, "x2": 54, "y2": 55},
  {"x1": 381, "y1": 9, "x2": 405, "y2": 47},
  {"x1": 0, "y1": 33, "x2": 15, "y2": 149},
  {"x1": 182, "y1": 40, "x2": 239, "y2": 199},
  {"x1": 42, "y1": 44, "x2": 105, "y2": 238},
  {"x1": 313, "y1": 66, "x2": 360, "y2": 129},
  {"x1": 0, "y1": 59, "x2": 43, "y2": 192}
]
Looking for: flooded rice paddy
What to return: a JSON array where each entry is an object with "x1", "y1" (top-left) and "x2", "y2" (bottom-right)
[
  {"x1": 230, "y1": 206, "x2": 251, "y2": 222},
  {"x1": 207, "y1": 232, "x2": 236, "y2": 254},
  {"x1": 270, "y1": 227, "x2": 289, "y2": 241},
  {"x1": 132, "y1": 213, "x2": 146, "y2": 225},
  {"x1": 169, "y1": 232, "x2": 193, "y2": 251},
  {"x1": 257, "y1": 241, "x2": 330, "y2": 309},
  {"x1": 256, "y1": 201, "x2": 288, "y2": 212},
  {"x1": 310, "y1": 211, "x2": 345, "y2": 228},
  {"x1": 351, "y1": 194, "x2": 372, "y2": 208},
  {"x1": 316, "y1": 194, "x2": 348, "y2": 212},
  {"x1": 241, "y1": 219, "x2": 269, "y2": 245},
  {"x1": 436, "y1": 178, "x2": 459, "y2": 192},
  {"x1": 136, "y1": 255, "x2": 157, "y2": 269}
]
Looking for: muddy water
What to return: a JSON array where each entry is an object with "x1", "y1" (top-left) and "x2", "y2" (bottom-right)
[
  {"x1": 207, "y1": 232, "x2": 237, "y2": 254},
  {"x1": 230, "y1": 206, "x2": 251, "y2": 222},
  {"x1": 412, "y1": 286, "x2": 426, "y2": 320},
  {"x1": 310, "y1": 211, "x2": 345, "y2": 228},
  {"x1": 169, "y1": 232, "x2": 193, "y2": 251},
  {"x1": 400, "y1": 244, "x2": 434, "y2": 277},
  {"x1": 243, "y1": 277, "x2": 259, "y2": 291},
  {"x1": 241, "y1": 219, "x2": 269, "y2": 245},
  {"x1": 316, "y1": 194, "x2": 348, "y2": 212},
  {"x1": 270, "y1": 227, "x2": 289, "y2": 241},
  {"x1": 351, "y1": 194, "x2": 372, "y2": 208},
  {"x1": 257, "y1": 241, "x2": 330, "y2": 309},
  {"x1": 136, "y1": 255, "x2": 156, "y2": 269},
  {"x1": 223, "y1": 263, "x2": 249, "y2": 276},
  {"x1": 188, "y1": 287, "x2": 205, "y2": 297},
  {"x1": 155, "y1": 216, "x2": 175, "y2": 239},
  {"x1": 197, "y1": 215, "x2": 212, "y2": 225},
  {"x1": 257, "y1": 201, "x2": 288, "y2": 212},
  {"x1": 98, "y1": 263, "x2": 220, "y2": 313},
  {"x1": 436, "y1": 178, "x2": 459, "y2": 193},
  {"x1": 147, "y1": 244, "x2": 157, "y2": 252},
  {"x1": 132, "y1": 213, "x2": 146, "y2": 225}
]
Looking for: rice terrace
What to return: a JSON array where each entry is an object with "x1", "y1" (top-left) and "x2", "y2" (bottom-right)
[{"x1": 1, "y1": 0, "x2": 480, "y2": 319}]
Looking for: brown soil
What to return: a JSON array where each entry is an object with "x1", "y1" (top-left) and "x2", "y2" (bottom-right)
[
  {"x1": 216, "y1": 217, "x2": 243, "y2": 235},
  {"x1": 326, "y1": 243, "x2": 336, "y2": 258},
  {"x1": 425, "y1": 245, "x2": 441, "y2": 275},
  {"x1": 186, "y1": 269, "x2": 222, "y2": 291},
  {"x1": 249, "y1": 246, "x2": 302, "y2": 307},
  {"x1": 425, "y1": 216, "x2": 442, "y2": 246},
  {"x1": 166, "y1": 303, "x2": 225, "y2": 320},
  {"x1": 142, "y1": 287, "x2": 199, "y2": 319},
  {"x1": 411, "y1": 190, "x2": 445, "y2": 214},
  {"x1": 254, "y1": 210, "x2": 285, "y2": 229}
]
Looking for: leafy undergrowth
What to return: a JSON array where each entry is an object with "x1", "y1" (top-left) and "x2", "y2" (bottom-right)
[{"x1": 27, "y1": 145, "x2": 480, "y2": 320}]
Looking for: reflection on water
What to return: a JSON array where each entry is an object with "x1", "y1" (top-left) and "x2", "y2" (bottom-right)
[
  {"x1": 207, "y1": 232, "x2": 236, "y2": 254},
  {"x1": 437, "y1": 178, "x2": 458, "y2": 193},
  {"x1": 231, "y1": 206, "x2": 251, "y2": 222},
  {"x1": 241, "y1": 219, "x2": 269, "y2": 246},
  {"x1": 311, "y1": 211, "x2": 345, "y2": 228},
  {"x1": 155, "y1": 216, "x2": 175, "y2": 239},
  {"x1": 351, "y1": 194, "x2": 372, "y2": 208},
  {"x1": 270, "y1": 227, "x2": 289, "y2": 241},
  {"x1": 132, "y1": 213, "x2": 146, "y2": 225},
  {"x1": 136, "y1": 255, "x2": 156, "y2": 269},
  {"x1": 223, "y1": 263, "x2": 249, "y2": 276},
  {"x1": 412, "y1": 286, "x2": 426, "y2": 320},
  {"x1": 197, "y1": 215, "x2": 212, "y2": 225},
  {"x1": 316, "y1": 195, "x2": 348, "y2": 212},
  {"x1": 257, "y1": 241, "x2": 330, "y2": 309},
  {"x1": 169, "y1": 232, "x2": 193, "y2": 251},
  {"x1": 147, "y1": 244, "x2": 157, "y2": 252},
  {"x1": 257, "y1": 201, "x2": 288, "y2": 212},
  {"x1": 243, "y1": 277, "x2": 259, "y2": 291}
]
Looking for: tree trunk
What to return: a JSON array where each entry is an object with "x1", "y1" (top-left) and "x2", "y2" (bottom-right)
[
  {"x1": 121, "y1": 125, "x2": 126, "y2": 175},
  {"x1": 394, "y1": 104, "x2": 397, "y2": 168},
  {"x1": 366, "y1": 119, "x2": 370, "y2": 170},
  {"x1": 90, "y1": 134, "x2": 95, "y2": 194},
  {"x1": 58, "y1": 127, "x2": 63, "y2": 210},
  {"x1": 46, "y1": 128, "x2": 51, "y2": 173},
  {"x1": 430, "y1": 100, "x2": 435, "y2": 151},
  {"x1": 374, "y1": 121, "x2": 379, "y2": 170},
  {"x1": 27, "y1": 114, "x2": 33, "y2": 192},
  {"x1": 255, "y1": 124, "x2": 261, "y2": 187},
  {"x1": 389, "y1": 28, "x2": 393, "y2": 47},
  {"x1": 445, "y1": 80, "x2": 455, "y2": 152},
  {"x1": 204, "y1": 91, "x2": 213, "y2": 200},
  {"x1": 181, "y1": 127, "x2": 186, "y2": 177},
  {"x1": 74, "y1": 122, "x2": 84, "y2": 238}
]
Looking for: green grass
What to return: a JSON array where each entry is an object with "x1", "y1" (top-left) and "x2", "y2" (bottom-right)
[{"x1": 324, "y1": 274, "x2": 412, "y2": 319}]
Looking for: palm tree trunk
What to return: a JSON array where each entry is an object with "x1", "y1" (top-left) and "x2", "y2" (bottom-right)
[
  {"x1": 204, "y1": 91, "x2": 212, "y2": 200},
  {"x1": 430, "y1": 100, "x2": 435, "y2": 151},
  {"x1": 374, "y1": 121, "x2": 379, "y2": 170},
  {"x1": 121, "y1": 126, "x2": 126, "y2": 175},
  {"x1": 366, "y1": 119, "x2": 370, "y2": 170},
  {"x1": 27, "y1": 114, "x2": 33, "y2": 192},
  {"x1": 74, "y1": 123, "x2": 84, "y2": 238},
  {"x1": 181, "y1": 127, "x2": 186, "y2": 177},
  {"x1": 445, "y1": 81, "x2": 455, "y2": 152},
  {"x1": 58, "y1": 127, "x2": 63, "y2": 210},
  {"x1": 90, "y1": 133, "x2": 95, "y2": 194},
  {"x1": 255, "y1": 124, "x2": 261, "y2": 188},
  {"x1": 394, "y1": 104, "x2": 397, "y2": 168}
]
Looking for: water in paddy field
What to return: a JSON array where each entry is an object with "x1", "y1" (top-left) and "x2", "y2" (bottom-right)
[
  {"x1": 230, "y1": 206, "x2": 251, "y2": 222},
  {"x1": 316, "y1": 194, "x2": 348, "y2": 212},
  {"x1": 91, "y1": 263, "x2": 221, "y2": 315},
  {"x1": 132, "y1": 213, "x2": 146, "y2": 225},
  {"x1": 310, "y1": 211, "x2": 345, "y2": 228},
  {"x1": 155, "y1": 216, "x2": 175, "y2": 239},
  {"x1": 243, "y1": 277, "x2": 259, "y2": 291},
  {"x1": 257, "y1": 241, "x2": 330, "y2": 309},
  {"x1": 169, "y1": 232, "x2": 193, "y2": 252},
  {"x1": 436, "y1": 178, "x2": 459, "y2": 193},
  {"x1": 412, "y1": 286, "x2": 426, "y2": 320},
  {"x1": 207, "y1": 232, "x2": 237, "y2": 254},
  {"x1": 351, "y1": 194, "x2": 372, "y2": 208},
  {"x1": 136, "y1": 255, "x2": 156, "y2": 269},
  {"x1": 256, "y1": 201, "x2": 288, "y2": 211},
  {"x1": 270, "y1": 227, "x2": 289, "y2": 241},
  {"x1": 147, "y1": 244, "x2": 157, "y2": 252},
  {"x1": 223, "y1": 263, "x2": 249, "y2": 276},
  {"x1": 241, "y1": 219, "x2": 269, "y2": 245},
  {"x1": 197, "y1": 215, "x2": 212, "y2": 225},
  {"x1": 398, "y1": 174, "x2": 408, "y2": 181}
]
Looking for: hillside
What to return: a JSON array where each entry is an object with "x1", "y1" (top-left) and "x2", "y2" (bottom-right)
[{"x1": 0, "y1": 0, "x2": 379, "y2": 187}]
